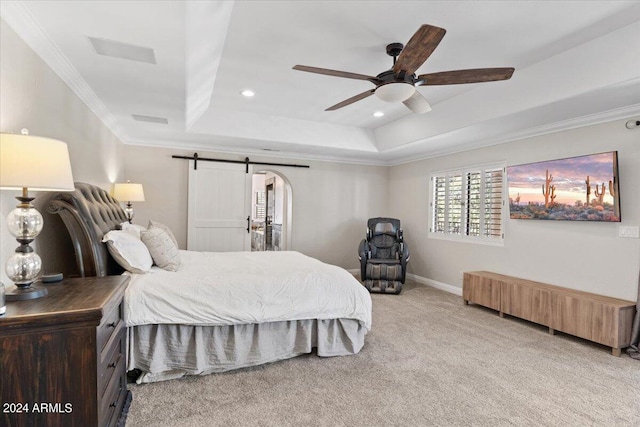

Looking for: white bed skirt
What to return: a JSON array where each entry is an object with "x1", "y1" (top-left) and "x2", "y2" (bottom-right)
[{"x1": 128, "y1": 318, "x2": 366, "y2": 383}]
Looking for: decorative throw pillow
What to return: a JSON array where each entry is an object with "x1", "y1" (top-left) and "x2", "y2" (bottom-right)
[
  {"x1": 148, "y1": 220, "x2": 179, "y2": 248},
  {"x1": 102, "y1": 230, "x2": 153, "y2": 273},
  {"x1": 141, "y1": 226, "x2": 180, "y2": 271}
]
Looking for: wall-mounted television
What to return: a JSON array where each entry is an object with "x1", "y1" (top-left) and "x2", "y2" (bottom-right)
[{"x1": 507, "y1": 151, "x2": 620, "y2": 222}]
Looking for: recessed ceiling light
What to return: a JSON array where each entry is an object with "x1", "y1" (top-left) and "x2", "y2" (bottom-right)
[
  {"x1": 373, "y1": 111, "x2": 384, "y2": 118},
  {"x1": 241, "y1": 90, "x2": 255, "y2": 97}
]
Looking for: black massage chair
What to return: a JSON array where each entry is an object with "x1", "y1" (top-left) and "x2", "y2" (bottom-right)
[{"x1": 358, "y1": 217, "x2": 409, "y2": 294}]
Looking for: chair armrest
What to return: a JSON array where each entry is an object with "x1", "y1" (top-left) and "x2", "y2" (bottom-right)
[
  {"x1": 400, "y1": 241, "x2": 409, "y2": 283},
  {"x1": 358, "y1": 239, "x2": 370, "y2": 282},
  {"x1": 401, "y1": 241, "x2": 410, "y2": 262},
  {"x1": 358, "y1": 239, "x2": 370, "y2": 260}
]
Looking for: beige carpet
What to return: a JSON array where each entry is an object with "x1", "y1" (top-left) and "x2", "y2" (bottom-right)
[{"x1": 126, "y1": 282, "x2": 640, "y2": 426}]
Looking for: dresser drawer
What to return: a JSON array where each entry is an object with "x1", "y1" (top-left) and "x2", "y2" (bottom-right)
[
  {"x1": 99, "y1": 348, "x2": 126, "y2": 427},
  {"x1": 97, "y1": 302, "x2": 123, "y2": 353},
  {"x1": 0, "y1": 276, "x2": 130, "y2": 427},
  {"x1": 98, "y1": 329, "x2": 125, "y2": 397}
]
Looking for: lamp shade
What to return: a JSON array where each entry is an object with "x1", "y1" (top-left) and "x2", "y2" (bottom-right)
[
  {"x1": 113, "y1": 182, "x2": 145, "y2": 202},
  {"x1": 0, "y1": 133, "x2": 75, "y2": 191}
]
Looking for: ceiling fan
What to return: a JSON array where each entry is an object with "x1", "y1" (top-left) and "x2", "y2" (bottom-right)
[{"x1": 293, "y1": 24, "x2": 514, "y2": 114}]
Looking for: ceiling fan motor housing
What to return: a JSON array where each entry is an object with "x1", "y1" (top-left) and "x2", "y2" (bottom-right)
[{"x1": 376, "y1": 69, "x2": 415, "y2": 85}]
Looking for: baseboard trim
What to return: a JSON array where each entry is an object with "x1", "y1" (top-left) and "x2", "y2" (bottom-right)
[
  {"x1": 348, "y1": 269, "x2": 462, "y2": 296},
  {"x1": 406, "y1": 274, "x2": 462, "y2": 296}
]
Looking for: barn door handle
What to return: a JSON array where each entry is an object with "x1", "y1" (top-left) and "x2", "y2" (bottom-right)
[{"x1": 246, "y1": 216, "x2": 250, "y2": 233}]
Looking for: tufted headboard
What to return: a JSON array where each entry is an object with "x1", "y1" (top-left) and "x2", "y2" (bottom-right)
[{"x1": 47, "y1": 182, "x2": 129, "y2": 277}]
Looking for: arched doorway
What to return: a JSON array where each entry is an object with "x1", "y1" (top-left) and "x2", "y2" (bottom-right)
[{"x1": 250, "y1": 169, "x2": 293, "y2": 251}]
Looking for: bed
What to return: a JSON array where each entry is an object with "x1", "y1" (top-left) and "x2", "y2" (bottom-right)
[{"x1": 46, "y1": 183, "x2": 372, "y2": 383}]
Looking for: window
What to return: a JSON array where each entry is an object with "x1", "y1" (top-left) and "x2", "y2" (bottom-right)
[
  {"x1": 430, "y1": 163, "x2": 505, "y2": 244},
  {"x1": 255, "y1": 191, "x2": 266, "y2": 219}
]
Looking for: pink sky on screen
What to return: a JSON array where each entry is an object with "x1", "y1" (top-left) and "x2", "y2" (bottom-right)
[{"x1": 507, "y1": 152, "x2": 616, "y2": 205}]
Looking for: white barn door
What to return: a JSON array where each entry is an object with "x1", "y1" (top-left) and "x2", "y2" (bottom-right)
[{"x1": 187, "y1": 161, "x2": 252, "y2": 251}]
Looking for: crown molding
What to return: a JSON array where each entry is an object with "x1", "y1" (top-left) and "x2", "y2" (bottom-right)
[
  {"x1": 125, "y1": 100, "x2": 640, "y2": 168},
  {"x1": 387, "y1": 104, "x2": 640, "y2": 166},
  {"x1": 0, "y1": 1, "x2": 128, "y2": 143},
  {"x1": 476, "y1": 103, "x2": 640, "y2": 150},
  {"x1": 124, "y1": 137, "x2": 390, "y2": 167}
]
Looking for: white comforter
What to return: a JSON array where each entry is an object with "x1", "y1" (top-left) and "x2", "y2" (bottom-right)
[{"x1": 124, "y1": 250, "x2": 372, "y2": 330}]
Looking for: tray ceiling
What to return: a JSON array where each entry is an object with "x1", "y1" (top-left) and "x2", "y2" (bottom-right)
[{"x1": 2, "y1": 1, "x2": 639, "y2": 164}]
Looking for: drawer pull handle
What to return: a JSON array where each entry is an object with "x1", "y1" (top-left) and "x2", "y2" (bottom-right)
[
  {"x1": 107, "y1": 322, "x2": 117, "y2": 328},
  {"x1": 108, "y1": 362, "x2": 117, "y2": 368},
  {"x1": 109, "y1": 401, "x2": 117, "y2": 408}
]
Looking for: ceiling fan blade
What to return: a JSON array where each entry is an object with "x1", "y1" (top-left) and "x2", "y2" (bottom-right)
[
  {"x1": 325, "y1": 89, "x2": 376, "y2": 111},
  {"x1": 418, "y1": 68, "x2": 515, "y2": 85},
  {"x1": 393, "y1": 24, "x2": 446, "y2": 76},
  {"x1": 293, "y1": 65, "x2": 379, "y2": 83},
  {"x1": 402, "y1": 91, "x2": 432, "y2": 114}
]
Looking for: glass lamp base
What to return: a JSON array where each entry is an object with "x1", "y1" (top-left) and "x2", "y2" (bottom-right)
[
  {"x1": 4, "y1": 193, "x2": 48, "y2": 301},
  {"x1": 5, "y1": 283, "x2": 48, "y2": 301},
  {"x1": 124, "y1": 205, "x2": 134, "y2": 223}
]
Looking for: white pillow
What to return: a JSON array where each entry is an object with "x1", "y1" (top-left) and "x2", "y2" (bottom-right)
[
  {"x1": 148, "y1": 220, "x2": 178, "y2": 248},
  {"x1": 141, "y1": 226, "x2": 180, "y2": 272},
  {"x1": 119, "y1": 222, "x2": 147, "y2": 239},
  {"x1": 102, "y1": 230, "x2": 153, "y2": 273}
]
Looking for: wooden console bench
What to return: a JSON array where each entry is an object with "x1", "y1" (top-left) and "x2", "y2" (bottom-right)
[{"x1": 462, "y1": 271, "x2": 636, "y2": 356}]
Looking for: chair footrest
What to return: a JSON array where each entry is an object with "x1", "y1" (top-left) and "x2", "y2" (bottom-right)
[
  {"x1": 365, "y1": 263, "x2": 402, "y2": 281},
  {"x1": 364, "y1": 280, "x2": 402, "y2": 294},
  {"x1": 368, "y1": 259, "x2": 400, "y2": 264}
]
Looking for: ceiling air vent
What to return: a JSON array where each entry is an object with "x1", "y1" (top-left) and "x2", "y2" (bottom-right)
[
  {"x1": 132, "y1": 114, "x2": 168, "y2": 124},
  {"x1": 89, "y1": 36, "x2": 156, "y2": 64}
]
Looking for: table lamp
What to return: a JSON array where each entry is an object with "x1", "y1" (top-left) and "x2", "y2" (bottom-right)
[
  {"x1": 0, "y1": 130, "x2": 75, "y2": 300},
  {"x1": 113, "y1": 181, "x2": 145, "y2": 223}
]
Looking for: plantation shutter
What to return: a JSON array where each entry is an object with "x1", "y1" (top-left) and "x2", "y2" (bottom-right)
[
  {"x1": 432, "y1": 176, "x2": 446, "y2": 233},
  {"x1": 430, "y1": 162, "x2": 505, "y2": 243},
  {"x1": 466, "y1": 171, "x2": 482, "y2": 236},
  {"x1": 255, "y1": 191, "x2": 266, "y2": 219},
  {"x1": 447, "y1": 174, "x2": 463, "y2": 235},
  {"x1": 483, "y1": 168, "x2": 504, "y2": 238}
]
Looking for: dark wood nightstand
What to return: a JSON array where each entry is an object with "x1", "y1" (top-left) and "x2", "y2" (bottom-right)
[{"x1": 0, "y1": 275, "x2": 130, "y2": 427}]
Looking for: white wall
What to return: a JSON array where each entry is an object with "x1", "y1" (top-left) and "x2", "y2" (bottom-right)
[
  {"x1": 123, "y1": 145, "x2": 390, "y2": 269},
  {"x1": 389, "y1": 119, "x2": 640, "y2": 301},
  {"x1": 0, "y1": 19, "x2": 125, "y2": 284}
]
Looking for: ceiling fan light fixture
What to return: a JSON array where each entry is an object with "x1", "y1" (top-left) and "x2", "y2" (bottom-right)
[{"x1": 375, "y1": 83, "x2": 416, "y2": 103}]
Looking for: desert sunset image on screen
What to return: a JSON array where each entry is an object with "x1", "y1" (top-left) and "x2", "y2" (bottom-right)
[{"x1": 507, "y1": 151, "x2": 620, "y2": 222}]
